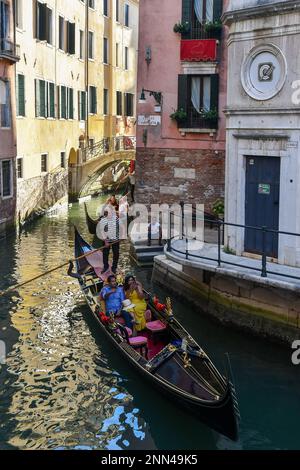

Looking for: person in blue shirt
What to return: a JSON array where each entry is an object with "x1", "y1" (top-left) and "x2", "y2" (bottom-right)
[{"x1": 100, "y1": 275, "x2": 134, "y2": 329}]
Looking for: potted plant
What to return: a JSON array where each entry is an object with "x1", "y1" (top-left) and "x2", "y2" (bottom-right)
[
  {"x1": 201, "y1": 108, "x2": 218, "y2": 126},
  {"x1": 203, "y1": 20, "x2": 222, "y2": 38},
  {"x1": 212, "y1": 198, "x2": 224, "y2": 219},
  {"x1": 173, "y1": 21, "x2": 190, "y2": 34},
  {"x1": 170, "y1": 108, "x2": 187, "y2": 124}
]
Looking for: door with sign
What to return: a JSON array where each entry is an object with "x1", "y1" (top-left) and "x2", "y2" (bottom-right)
[{"x1": 244, "y1": 156, "x2": 280, "y2": 257}]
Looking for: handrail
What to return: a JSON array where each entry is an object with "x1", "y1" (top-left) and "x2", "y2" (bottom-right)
[{"x1": 167, "y1": 210, "x2": 300, "y2": 281}]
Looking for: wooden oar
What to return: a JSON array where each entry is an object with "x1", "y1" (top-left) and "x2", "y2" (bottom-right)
[{"x1": 0, "y1": 240, "x2": 120, "y2": 298}]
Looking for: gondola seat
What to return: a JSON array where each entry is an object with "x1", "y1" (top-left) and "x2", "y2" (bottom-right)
[
  {"x1": 146, "y1": 320, "x2": 167, "y2": 343},
  {"x1": 116, "y1": 326, "x2": 132, "y2": 337},
  {"x1": 129, "y1": 336, "x2": 148, "y2": 358}
]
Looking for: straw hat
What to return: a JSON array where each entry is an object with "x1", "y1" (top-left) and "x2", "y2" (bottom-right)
[{"x1": 122, "y1": 299, "x2": 135, "y2": 310}]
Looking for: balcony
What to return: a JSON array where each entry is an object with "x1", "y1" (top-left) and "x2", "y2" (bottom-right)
[
  {"x1": 0, "y1": 39, "x2": 20, "y2": 63},
  {"x1": 179, "y1": 20, "x2": 221, "y2": 62},
  {"x1": 178, "y1": 105, "x2": 218, "y2": 132}
]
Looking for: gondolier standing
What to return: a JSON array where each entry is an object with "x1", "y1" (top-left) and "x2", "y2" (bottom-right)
[{"x1": 98, "y1": 208, "x2": 120, "y2": 274}]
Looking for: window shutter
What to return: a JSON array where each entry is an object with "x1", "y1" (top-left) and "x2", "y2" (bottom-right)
[
  {"x1": 78, "y1": 91, "x2": 81, "y2": 120},
  {"x1": 40, "y1": 80, "x2": 46, "y2": 117},
  {"x1": 213, "y1": 0, "x2": 223, "y2": 22},
  {"x1": 178, "y1": 74, "x2": 188, "y2": 114},
  {"x1": 35, "y1": 79, "x2": 40, "y2": 116},
  {"x1": 69, "y1": 22, "x2": 75, "y2": 54},
  {"x1": 46, "y1": 7, "x2": 52, "y2": 44},
  {"x1": 210, "y1": 74, "x2": 219, "y2": 112},
  {"x1": 49, "y1": 82, "x2": 55, "y2": 118},
  {"x1": 61, "y1": 86, "x2": 66, "y2": 118},
  {"x1": 181, "y1": 0, "x2": 191, "y2": 39},
  {"x1": 81, "y1": 91, "x2": 86, "y2": 120},
  {"x1": 69, "y1": 88, "x2": 73, "y2": 119},
  {"x1": 18, "y1": 74, "x2": 25, "y2": 116}
]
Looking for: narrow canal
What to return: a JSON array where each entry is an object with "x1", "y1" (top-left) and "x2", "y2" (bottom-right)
[{"x1": 0, "y1": 198, "x2": 299, "y2": 450}]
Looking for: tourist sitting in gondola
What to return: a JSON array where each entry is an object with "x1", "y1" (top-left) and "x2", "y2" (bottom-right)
[
  {"x1": 106, "y1": 194, "x2": 119, "y2": 214},
  {"x1": 124, "y1": 274, "x2": 148, "y2": 332},
  {"x1": 100, "y1": 274, "x2": 134, "y2": 329}
]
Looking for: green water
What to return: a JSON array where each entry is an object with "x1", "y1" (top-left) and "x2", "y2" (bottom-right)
[{"x1": 0, "y1": 197, "x2": 299, "y2": 450}]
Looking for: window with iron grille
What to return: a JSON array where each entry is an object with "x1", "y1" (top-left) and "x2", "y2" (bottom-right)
[
  {"x1": 60, "y1": 152, "x2": 66, "y2": 169},
  {"x1": 41, "y1": 154, "x2": 48, "y2": 173},
  {"x1": 1, "y1": 160, "x2": 12, "y2": 197},
  {"x1": 116, "y1": 91, "x2": 122, "y2": 116},
  {"x1": 181, "y1": 0, "x2": 223, "y2": 40},
  {"x1": 17, "y1": 158, "x2": 23, "y2": 179}
]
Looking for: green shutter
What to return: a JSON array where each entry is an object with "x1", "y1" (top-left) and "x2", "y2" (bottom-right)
[
  {"x1": 81, "y1": 91, "x2": 86, "y2": 120},
  {"x1": 210, "y1": 74, "x2": 219, "y2": 112},
  {"x1": 213, "y1": 0, "x2": 223, "y2": 22},
  {"x1": 181, "y1": 0, "x2": 191, "y2": 39},
  {"x1": 49, "y1": 82, "x2": 55, "y2": 118},
  {"x1": 69, "y1": 88, "x2": 73, "y2": 119},
  {"x1": 18, "y1": 74, "x2": 25, "y2": 117},
  {"x1": 178, "y1": 74, "x2": 188, "y2": 115},
  {"x1": 40, "y1": 80, "x2": 46, "y2": 117},
  {"x1": 35, "y1": 79, "x2": 39, "y2": 116},
  {"x1": 61, "y1": 86, "x2": 66, "y2": 118},
  {"x1": 78, "y1": 91, "x2": 81, "y2": 120}
]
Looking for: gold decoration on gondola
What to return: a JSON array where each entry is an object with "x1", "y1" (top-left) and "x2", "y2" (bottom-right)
[
  {"x1": 182, "y1": 352, "x2": 191, "y2": 368},
  {"x1": 166, "y1": 297, "x2": 173, "y2": 316},
  {"x1": 116, "y1": 272, "x2": 124, "y2": 286}
]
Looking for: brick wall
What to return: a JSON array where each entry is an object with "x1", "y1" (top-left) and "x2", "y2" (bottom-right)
[{"x1": 135, "y1": 147, "x2": 225, "y2": 210}]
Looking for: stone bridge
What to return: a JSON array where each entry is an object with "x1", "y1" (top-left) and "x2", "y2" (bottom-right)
[{"x1": 68, "y1": 137, "x2": 136, "y2": 199}]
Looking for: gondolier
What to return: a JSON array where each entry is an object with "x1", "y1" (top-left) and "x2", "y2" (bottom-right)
[{"x1": 98, "y1": 208, "x2": 120, "y2": 274}]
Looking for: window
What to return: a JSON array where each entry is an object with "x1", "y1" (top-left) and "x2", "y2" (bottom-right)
[
  {"x1": 66, "y1": 21, "x2": 75, "y2": 54},
  {"x1": 103, "y1": 88, "x2": 108, "y2": 115},
  {"x1": 17, "y1": 74, "x2": 25, "y2": 117},
  {"x1": 36, "y1": 2, "x2": 53, "y2": 44},
  {"x1": 88, "y1": 31, "x2": 94, "y2": 59},
  {"x1": 124, "y1": 4, "x2": 129, "y2": 27},
  {"x1": 103, "y1": 37, "x2": 108, "y2": 64},
  {"x1": 60, "y1": 152, "x2": 66, "y2": 169},
  {"x1": 17, "y1": 158, "x2": 23, "y2": 179},
  {"x1": 103, "y1": 0, "x2": 108, "y2": 16},
  {"x1": 124, "y1": 93, "x2": 134, "y2": 117},
  {"x1": 89, "y1": 138, "x2": 94, "y2": 148},
  {"x1": 58, "y1": 86, "x2": 73, "y2": 119},
  {"x1": 124, "y1": 46, "x2": 128, "y2": 70},
  {"x1": 89, "y1": 0, "x2": 95, "y2": 8},
  {"x1": 0, "y1": 1, "x2": 9, "y2": 40},
  {"x1": 78, "y1": 90, "x2": 87, "y2": 121},
  {"x1": 0, "y1": 80, "x2": 11, "y2": 127},
  {"x1": 16, "y1": 0, "x2": 23, "y2": 29},
  {"x1": 41, "y1": 154, "x2": 47, "y2": 173},
  {"x1": 80, "y1": 30, "x2": 84, "y2": 59},
  {"x1": 116, "y1": 0, "x2": 119, "y2": 21},
  {"x1": 116, "y1": 43, "x2": 119, "y2": 67},
  {"x1": 35, "y1": 79, "x2": 55, "y2": 118},
  {"x1": 116, "y1": 91, "x2": 122, "y2": 116},
  {"x1": 1, "y1": 160, "x2": 12, "y2": 198},
  {"x1": 59, "y1": 15, "x2": 64, "y2": 50},
  {"x1": 177, "y1": 74, "x2": 219, "y2": 129},
  {"x1": 182, "y1": 0, "x2": 223, "y2": 40},
  {"x1": 89, "y1": 86, "x2": 97, "y2": 114}
]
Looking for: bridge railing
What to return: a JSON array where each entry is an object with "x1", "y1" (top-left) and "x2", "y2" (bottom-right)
[{"x1": 80, "y1": 136, "x2": 136, "y2": 163}]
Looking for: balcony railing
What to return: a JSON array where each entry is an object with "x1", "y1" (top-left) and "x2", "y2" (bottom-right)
[
  {"x1": 183, "y1": 21, "x2": 222, "y2": 41},
  {"x1": 81, "y1": 136, "x2": 136, "y2": 163},
  {"x1": 179, "y1": 106, "x2": 218, "y2": 130},
  {"x1": 0, "y1": 39, "x2": 20, "y2": 62}
]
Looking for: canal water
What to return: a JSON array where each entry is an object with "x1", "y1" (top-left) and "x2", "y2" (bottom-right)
[{"x1": 0, "y1": 197, "x2": 299, "y2": 450}]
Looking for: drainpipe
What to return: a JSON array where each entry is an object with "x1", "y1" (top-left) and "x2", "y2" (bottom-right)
[{"x1": 85, "y1": 0, "x2": 89, "y2": 145}]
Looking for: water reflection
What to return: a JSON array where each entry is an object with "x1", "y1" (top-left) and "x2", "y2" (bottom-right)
[{"x1": 0, "y1": 197, "x2": 299, "y2": 450}]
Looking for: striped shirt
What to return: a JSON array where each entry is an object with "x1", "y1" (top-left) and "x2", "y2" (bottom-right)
[{"x1": 99, "y1": 215, "x2": 119, "y2": 242}]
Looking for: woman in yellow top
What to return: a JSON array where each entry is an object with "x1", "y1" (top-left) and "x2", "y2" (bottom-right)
[{"x1": 124, "y1": 274, "x2": 147, "y2": 331}]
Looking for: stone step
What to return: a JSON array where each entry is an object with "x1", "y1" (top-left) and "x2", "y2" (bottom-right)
[{"x1": 134, "y1": 245, "x2": 164, "y2": 254}]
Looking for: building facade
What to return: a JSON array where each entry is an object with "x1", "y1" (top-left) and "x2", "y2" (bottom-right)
[
  {"x1": 0, "y1": 0, "x2": 19, "y2": 234},
  {"x1": 135, "y1": 0, "x2": 228, "y2": 209},
  {"x1": 15, "y1": 0, "x2": 138, "y2": 221},
  {"x1": 223, "y1": 0, "x2": 300, "y2": 267}
]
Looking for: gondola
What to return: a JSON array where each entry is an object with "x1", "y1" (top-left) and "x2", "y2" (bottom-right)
[
  {"x1": 84, "y1": 202, "x2": 98, "y2": 235},
  {"x1": 72, "y1": 228, "x2": 240, "y2": 441}
]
